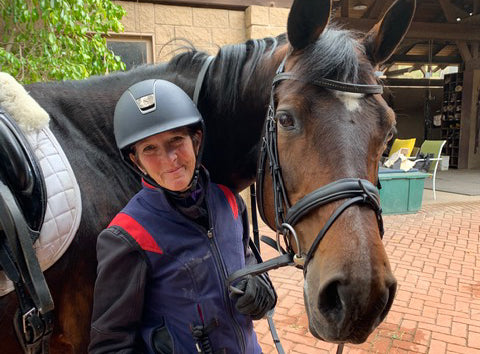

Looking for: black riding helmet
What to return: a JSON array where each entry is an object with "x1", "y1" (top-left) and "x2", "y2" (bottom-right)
[{"x1": 114, "y1": 79, "x2": 205, "y2": 191}]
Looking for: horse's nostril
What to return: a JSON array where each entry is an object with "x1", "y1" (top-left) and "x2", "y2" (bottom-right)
[{"x1": 318, "y1": 280, "x2": 344, "y2": 322}]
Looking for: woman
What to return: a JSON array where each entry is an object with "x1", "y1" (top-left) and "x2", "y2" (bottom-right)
[{"x1": 89, "y1": 79, "x2": 276, "y2": 353}]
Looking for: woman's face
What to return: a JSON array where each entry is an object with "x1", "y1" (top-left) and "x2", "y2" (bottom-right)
[{"x1": 130, "y1": 128, "x2": 200, "y2": 192}]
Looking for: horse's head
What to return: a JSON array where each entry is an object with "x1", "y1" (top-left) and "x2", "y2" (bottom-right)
[{"x1": 258, "y1": 0, "x2": 416, "y2": 344}]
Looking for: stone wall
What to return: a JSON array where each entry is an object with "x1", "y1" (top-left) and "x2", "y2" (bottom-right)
[{"x1": 113, "y1": 1, "x2": 288, "y2": 62}]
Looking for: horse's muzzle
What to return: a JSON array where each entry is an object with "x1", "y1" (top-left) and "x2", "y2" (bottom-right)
[{"x1": 305, "y1": 271, "x2": 397, "y2": 344}]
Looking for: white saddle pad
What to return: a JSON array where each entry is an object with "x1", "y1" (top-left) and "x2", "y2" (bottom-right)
[{"x1": 0, "y1": 125, "x2": 82, "y2": 296}]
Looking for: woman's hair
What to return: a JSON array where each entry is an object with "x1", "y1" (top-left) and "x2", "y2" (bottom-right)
[
  {"x1": 187, "y1": 123, "x2": 203, "y2": 152},
  {"x1": 129, "y1": 124, "x2": 202, "y2": 166}
]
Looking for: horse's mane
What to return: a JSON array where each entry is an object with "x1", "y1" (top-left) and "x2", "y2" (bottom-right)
[{"x1": 167, "y1": 35, "x2": 286, "y2": 115}]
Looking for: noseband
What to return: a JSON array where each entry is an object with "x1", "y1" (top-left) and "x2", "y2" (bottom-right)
[{"x1": 228, "y1": 56, "x2": 385, "y2": 285}]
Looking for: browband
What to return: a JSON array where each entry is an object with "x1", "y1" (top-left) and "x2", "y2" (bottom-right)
[{"x1": 273, "y1": 72, "x2": 383, "y2": 95}]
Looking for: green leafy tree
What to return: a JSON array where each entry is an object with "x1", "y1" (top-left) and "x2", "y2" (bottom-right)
[{"x1": 0, "y1": 0, "x2": 126, "y2": 84}]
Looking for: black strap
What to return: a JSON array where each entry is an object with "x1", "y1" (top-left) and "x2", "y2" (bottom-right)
[
  {"x1": 0, "y1": 180, "x2": 54, "y2": 353},
  {"x1": 193, "y1": 56, "x2": 214, "y2": 105},
  {"x1": 266, "y1": 308, "x2": 284, "y2": 354},
  {"x1": 303, "y1": 195, "x2": 365, "y2": 273},
  {"x1": 0, "y1": 181, "x2": 53, "y2": 313},
  {"x1": 227, "y1": 252, "x2": 293, "y2": 286},
  {"x1": 250, "y1": 184, "x2": 260, "y2": 250},
  {"x1": 285, "y1": 178, "x2": 381, "y2": 226},
  {"x1": 273, "y1": 73, "x2": 383, "y2": 95}
]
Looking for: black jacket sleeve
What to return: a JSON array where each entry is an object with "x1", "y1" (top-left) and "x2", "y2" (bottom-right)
[{"x1": 89, "y1": 227, "x2": 149, "y2": 354}]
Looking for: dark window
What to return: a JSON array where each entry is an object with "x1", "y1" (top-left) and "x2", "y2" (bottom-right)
[{"x1": 107, "y1": 41, "x2": 148, "y2": 70}]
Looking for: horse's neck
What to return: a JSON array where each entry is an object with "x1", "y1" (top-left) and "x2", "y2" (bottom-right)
[
  {"x1": 189, "y1": 46, "x2": 285, "y2": 190},
  {"x1": 28, "y1": 64, "x2": 171, "y2": 138}
]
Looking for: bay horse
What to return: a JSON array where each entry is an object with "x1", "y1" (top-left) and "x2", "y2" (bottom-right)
[{"x1": 0, "y1": 0, "x2": 416, "y2": 352}]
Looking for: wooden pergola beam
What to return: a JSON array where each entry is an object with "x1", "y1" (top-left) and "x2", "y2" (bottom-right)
[
  {"x1": 340, "y1": 0, "x2": 349, "y2": 18},
  {"x1": 336, "y1": 18, "x2": 480, "y2": 41},
  {"x1": 387, "y1": 54, "x2": 462, "y2": 65},
  {"x1": 438, "y1": 0, "x2": 469, "y2": 22},
  {"x1": 472, "y1": 42, "x2": 479, "y2": 59},
  {"x1": 134, "y1": 0, "x2": 294, "y2": 9},
  {"x1": 433, "y1": 64, "x2": 448, "y2": 73},
  {"x1": 383, "y1": 78, "x2": 444, "y2": 87},
  {"x1": 457, "y1": 41, "x2": 473, "y2": 62},
  {"x1": 362, "y1": 0, "x2": 394, "y2": 19},
  {"x1": 385, "y1": 64, "x2": 422, "y2": 77}
]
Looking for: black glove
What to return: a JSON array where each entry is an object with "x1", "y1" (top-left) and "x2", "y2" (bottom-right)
[{"x1": 230, "y1": 275, "x2": 277, "y2": 320}]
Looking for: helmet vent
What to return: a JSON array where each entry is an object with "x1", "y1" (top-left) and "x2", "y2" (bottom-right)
[{"x1": 135, "y1": 94, "x2": 155, "y2": 112}]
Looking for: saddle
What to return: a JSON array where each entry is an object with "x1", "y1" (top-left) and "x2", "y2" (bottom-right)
[
  {"x1": 0, "y1": 108, "x2": 47, "y2": 232},
  {"x1": 0, "y1": 108, "x2": 53, "y2": 353}
]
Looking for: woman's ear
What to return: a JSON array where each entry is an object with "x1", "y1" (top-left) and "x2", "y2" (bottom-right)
[{"x1": 129, "y1": 152, "x2": 147, "y2": 175}]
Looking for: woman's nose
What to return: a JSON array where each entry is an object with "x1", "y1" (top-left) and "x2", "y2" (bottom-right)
[{"x1": 166, "y1": 150, "x2": 178, "y2": 162}]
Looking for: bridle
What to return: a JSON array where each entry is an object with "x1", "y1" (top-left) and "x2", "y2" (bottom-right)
[
  {"x1": 227, "y1": 55, "x2": 385, "y2": 354},
  {"x1": 228, "y1": 55, "x2": 385, "y2": 283}
]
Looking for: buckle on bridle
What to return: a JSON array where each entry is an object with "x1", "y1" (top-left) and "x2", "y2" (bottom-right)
[{"x1": 279, "y1": 223, "x2": 305, "y2": 267}]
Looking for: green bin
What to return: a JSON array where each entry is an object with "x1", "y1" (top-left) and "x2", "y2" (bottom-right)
[{"x1": 378, "y1": 172, "x2": 430, "y2": 215}]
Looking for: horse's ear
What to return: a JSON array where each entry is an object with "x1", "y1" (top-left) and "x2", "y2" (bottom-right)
[
  {"x1": 287, "y1": 0, "x2": 332, "y2": 51},
  {"x1": 363, "y1": 0, "x2": 416, "y2": 65}
]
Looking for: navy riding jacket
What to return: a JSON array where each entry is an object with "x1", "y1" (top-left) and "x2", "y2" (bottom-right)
[{"x1": 89, "y1": 174, "x2": 263, "y2": 354}]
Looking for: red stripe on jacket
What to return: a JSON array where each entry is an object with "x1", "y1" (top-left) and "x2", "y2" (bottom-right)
[
  {"x1": 217, "y1": 185, "x2": 238, "y2": 220},
  {"x1": 108, "y1": 212, "x2": 163, "y2": 254}
]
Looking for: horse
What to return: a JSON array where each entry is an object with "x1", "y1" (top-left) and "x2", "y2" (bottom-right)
[{"x1": 0, "y1": 0, "x2": 416, "y2": 352}]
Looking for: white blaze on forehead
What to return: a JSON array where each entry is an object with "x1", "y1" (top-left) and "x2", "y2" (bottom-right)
[{"x1": 334, "y1": 91, "x2": 363, "y2": 112}]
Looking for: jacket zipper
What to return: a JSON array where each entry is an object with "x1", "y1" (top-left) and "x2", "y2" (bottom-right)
[
  {"x1": 206, "y1": 226, "x2": 246, "y2": 353},
  {"x1": 168, "y1": 193, "x2": 246, "y2": 353}
]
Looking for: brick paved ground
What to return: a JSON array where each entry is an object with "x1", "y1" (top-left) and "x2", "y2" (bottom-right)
[{"x1": 253, "y1": 201, "x2": 480, "y2": 353}]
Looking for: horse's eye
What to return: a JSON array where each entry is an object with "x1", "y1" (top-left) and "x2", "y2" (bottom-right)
[
  {"x1": 277, "y1": 112, "x2": 295, "y2": 129},
  {"x1": 386, "y1": 127, "x2": 396, "y2": 142}
]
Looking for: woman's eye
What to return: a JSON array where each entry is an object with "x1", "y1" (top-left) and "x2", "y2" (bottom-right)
[
  {"x1": 170, "y1": 136, "x2": 185, "y2": 148},
  {"x1": 142, "y1": 145, "x2": 157, "y2": 154},
  {"x1": 277, "y1": 112, "x2": 294, "y2": 128}
]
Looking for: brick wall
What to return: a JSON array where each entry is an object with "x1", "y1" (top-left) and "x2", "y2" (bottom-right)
[{"x1": 114, "y1": 1, "x2": 289, "y2": 62}]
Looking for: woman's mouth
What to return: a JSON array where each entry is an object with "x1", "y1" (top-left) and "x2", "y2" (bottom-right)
[{"x1": 166, "y1": 166, "x2": 184, "y2": 174}]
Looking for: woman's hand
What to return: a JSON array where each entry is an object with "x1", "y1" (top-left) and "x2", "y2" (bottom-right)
[{"x1": 230, "y1": 275, "x2": 277, "y2": 320}]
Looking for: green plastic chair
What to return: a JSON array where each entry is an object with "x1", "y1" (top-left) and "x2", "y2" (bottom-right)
[{"x1": 411, "y1": 140, "x2": 446, "y2": 200}]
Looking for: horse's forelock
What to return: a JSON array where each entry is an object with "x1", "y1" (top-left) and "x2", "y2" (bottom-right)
[{"x1": 295, "y1": 26, "x2": 371, "y2": 85}]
